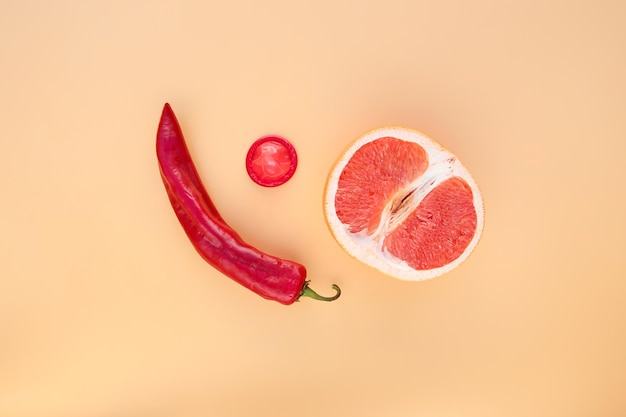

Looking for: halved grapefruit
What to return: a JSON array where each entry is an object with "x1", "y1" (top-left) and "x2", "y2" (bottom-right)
[{"x1": 324, "y1": 127, "x2": 484, "y2": 281}]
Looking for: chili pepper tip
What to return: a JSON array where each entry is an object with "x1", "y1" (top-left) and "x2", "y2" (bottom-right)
[{"x1": 298, "y1": 282, "x2": 341, "y2": 302}]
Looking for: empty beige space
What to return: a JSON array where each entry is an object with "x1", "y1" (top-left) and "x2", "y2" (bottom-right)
[{"x1": 1, "y1": 1, "x2": 625, "y2": 416}]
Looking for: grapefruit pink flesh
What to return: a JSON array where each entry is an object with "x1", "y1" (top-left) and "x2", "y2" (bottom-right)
[
  {"x1": 383, "y1": 177, "x2": 477, "y2": 270},
  {"x1": 335, "y1": 137, "x2": 428, "y2": 234},
  {"x1": 333, "y1": 136, "x2": 478, "y2": 271}
]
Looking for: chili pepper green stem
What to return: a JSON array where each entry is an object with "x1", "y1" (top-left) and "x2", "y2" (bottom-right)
[{"x1": 298, "y1": 281, "x2": 341, "y2": 302}]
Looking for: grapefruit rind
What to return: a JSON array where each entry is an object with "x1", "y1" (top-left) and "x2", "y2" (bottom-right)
[{"x1": 324, "y1": 127, "x2": 484, "y2": 281}]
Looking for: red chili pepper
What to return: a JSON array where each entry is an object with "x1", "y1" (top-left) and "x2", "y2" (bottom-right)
[{"x1": 156, "y1": 103, "x2": 340, "y2": 305}]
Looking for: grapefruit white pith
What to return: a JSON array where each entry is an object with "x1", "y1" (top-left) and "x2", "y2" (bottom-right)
[{"x1": 324, "y1": 127, "x2": 484, "y2": 281}]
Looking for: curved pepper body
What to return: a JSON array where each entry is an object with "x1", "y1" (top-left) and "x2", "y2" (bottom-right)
[{"x1": 156, "y1": 103, "x2": 306, "y2": 305}]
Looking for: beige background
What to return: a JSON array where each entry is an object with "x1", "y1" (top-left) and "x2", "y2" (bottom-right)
[{"x1": 1, "y1": 1, "x2": 625, "y2": 416}]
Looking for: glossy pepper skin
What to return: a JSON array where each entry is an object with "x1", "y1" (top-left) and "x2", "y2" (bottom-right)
[{"x1": 156, "y1": 103, "x2": 339, "y2": 305}]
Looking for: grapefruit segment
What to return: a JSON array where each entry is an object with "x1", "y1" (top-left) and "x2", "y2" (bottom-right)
[
  {"x1": 324, "y1": 127, "x2": 484, "y2": 281},
  {"x1": 335, "y1": 137, "x2": 428, "y2": 235},
  {"x1": 383, "y1": 177, "x2": 477, "y2": 270}
]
